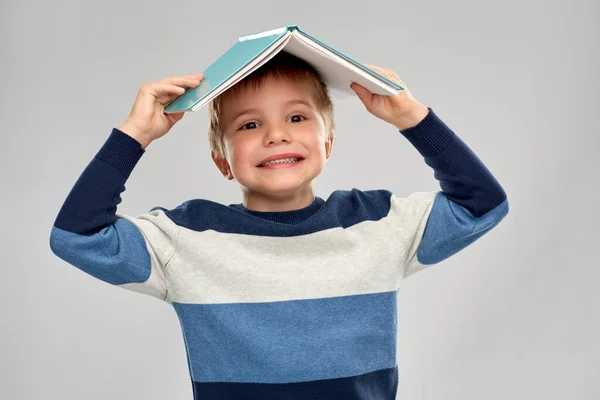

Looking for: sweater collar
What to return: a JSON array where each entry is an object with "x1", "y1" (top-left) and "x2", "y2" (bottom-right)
[{"x1": 229, "y1": 196, "x2": 325, "y2": 224}]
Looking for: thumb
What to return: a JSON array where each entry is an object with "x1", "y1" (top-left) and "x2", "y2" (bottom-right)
[
  {"x1": 350, "y1": 82, "x2": 372, "y2": 109},
  {"x1": 168, "y1": 111, "x2": 185, "y2": 124}
]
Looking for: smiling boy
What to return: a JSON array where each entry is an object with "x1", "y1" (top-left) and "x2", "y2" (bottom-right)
[
  {"x1": 209, "y1": 55, "x2": 336, "y2": 212},
  {"x1": 50, "y1": 51, "x2": 509, "y2": 399}
]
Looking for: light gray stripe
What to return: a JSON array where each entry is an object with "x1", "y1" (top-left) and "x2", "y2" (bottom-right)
[{"x1": 163, "y1": 191, "x2": 437, "y2": 304}]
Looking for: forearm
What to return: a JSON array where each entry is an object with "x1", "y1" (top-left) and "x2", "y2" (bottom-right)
[
  {"x1": 52, "y1": 128, "x2": 145, "y2": 235},
  {"x1": 399, "y1": 108, "x2": 507, "y2": 217}
]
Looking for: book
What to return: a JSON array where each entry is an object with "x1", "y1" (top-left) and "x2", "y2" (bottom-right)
[{"x1": 163, "y1": 25, "x2": 404, "y2": 114}]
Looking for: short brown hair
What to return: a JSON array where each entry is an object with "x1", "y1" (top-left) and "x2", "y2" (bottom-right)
[{"x1": 208, "y1": 51, "x2": 335, "y2": 159}]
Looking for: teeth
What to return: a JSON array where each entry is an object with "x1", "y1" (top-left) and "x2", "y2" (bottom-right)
[{"x1": 261, "y1": 157, "x2": 300, "y2": 167}]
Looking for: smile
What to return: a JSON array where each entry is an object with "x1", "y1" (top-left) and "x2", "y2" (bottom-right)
[{"x1": 258, "y1": 157, "x2": 304, "y2": 169}]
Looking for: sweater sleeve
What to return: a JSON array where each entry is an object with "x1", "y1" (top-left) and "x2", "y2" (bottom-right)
[
  {"x1": 49, "y1": 128, "x2": 178, "y2": 302},
  {"x1": 393, "y1": 108, "x2": 510, "y2": 278}
]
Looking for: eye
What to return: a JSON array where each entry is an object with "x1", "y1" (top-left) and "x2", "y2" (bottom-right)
[
  {"x1": 239, "y1": 121, "x2": 259, "y2": 130},
  {"x1": 288, "y1": 114, "x2": 306, "y2": 123}
]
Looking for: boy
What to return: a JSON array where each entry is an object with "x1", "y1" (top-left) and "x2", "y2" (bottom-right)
[{"x1": 50, "y1": 52, "x2": 509, "y2": 399}]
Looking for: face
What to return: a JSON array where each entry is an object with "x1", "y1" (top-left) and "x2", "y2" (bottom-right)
[{"x1": 212, "y1": 75, "x2": 334, "y2": 205}]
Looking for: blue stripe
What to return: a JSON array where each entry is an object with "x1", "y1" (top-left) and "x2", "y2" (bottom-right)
[
  {"x1": 49, "y1": 219, "x2": 151, "y2": 285},
  {"x1": 172, "y1": 291, "x2": 398, "y2": 383},
  {"x1": 191, "y1": 366, "x2": 398, "y2": 399},
  {"x1": 418, "y1": 192, "x2": 510, "y2": 264},
  {"x1": 157, "y1": 189, "x2": 394, "y2": 237}
]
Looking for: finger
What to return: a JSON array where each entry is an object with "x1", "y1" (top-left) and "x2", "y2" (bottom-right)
[
  {"x1": 167, "y1": 112, "x2": 185, "y2": 123},
  {"x1": 363, "y1": 63, "x2": 385, "y2": 72},
  {"x1": 350, "y1": 82, "x2": 373, "y2": 108},
  {"x1": 363, "y1": 63, "x2": 391, "y2": 76},
  {"x1": 179, "y1": 72, "x2": 204, "y2": 83},
  {"x1": 364, "y1": 64, "x2": 394, "y2": 79},
  {"x1": 158, "y1": 76, "x2": 201, "y2": 87},
  {"x1": 150, "y1": 82, "x2": 188, "y2": 96},
  {"x1": 184, "y1": 72, "x2": 204, "y2": 79},
  {"x1": 364, "y1": 64, "x2": 404, "y2": 86}
]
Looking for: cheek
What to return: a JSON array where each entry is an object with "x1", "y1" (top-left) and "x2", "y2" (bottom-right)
[
  {"x1": 305, "y1": 132, "x2": 328, "y2": 156},
  {"x1": 228, "y1": 138, "x2": 254, "y2": 169},
  {"x1": 306, "y1": 121, "x2": 328, "y2": 152}
]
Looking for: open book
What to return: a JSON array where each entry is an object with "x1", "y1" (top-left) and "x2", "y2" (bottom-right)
[{"x1": 163, "y1": 25, "x2": 404, "y2": 114}]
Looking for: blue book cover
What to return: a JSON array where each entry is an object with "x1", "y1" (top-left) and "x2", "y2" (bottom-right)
[{"x1": 164, "y1": 25, "x2": 403, "y2": 114}]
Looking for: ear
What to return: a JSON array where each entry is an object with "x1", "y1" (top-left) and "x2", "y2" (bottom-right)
[
  {"x1": 325, "y1": 134, "x2": 334, "y2": 162},
  {"x1": 211, "y1": 151, "x2": 233, "y2": 180}
]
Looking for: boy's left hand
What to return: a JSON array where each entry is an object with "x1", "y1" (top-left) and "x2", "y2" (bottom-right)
[{"x1": 350, "y1": 64, "x2": 429, "y2": 131}]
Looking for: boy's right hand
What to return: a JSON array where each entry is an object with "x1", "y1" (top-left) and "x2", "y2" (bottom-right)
[{"x1": 118, "y1": 72, "x2": 204, "y2": 149}]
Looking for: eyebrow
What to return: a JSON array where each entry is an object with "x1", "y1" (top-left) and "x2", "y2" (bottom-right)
[{"x1": 228, "y1": 99, "x2": 313, "y2": 126}]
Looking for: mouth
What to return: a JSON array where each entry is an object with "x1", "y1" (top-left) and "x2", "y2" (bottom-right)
[{"x1": 257, "y1": 157, "x2": 305, "y2": 169}]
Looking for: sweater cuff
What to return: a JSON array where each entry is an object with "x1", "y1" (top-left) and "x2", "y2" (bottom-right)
[
  {"x1": 95, "y1": 128, "x2": 145, "y2": 177},
  {"x1": 399, "y1": 108, "x2": 456, "y2": 158}
]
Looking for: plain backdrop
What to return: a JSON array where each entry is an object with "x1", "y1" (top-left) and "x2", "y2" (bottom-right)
[{"x1": 2, "y1": 0, "x2": 598, "y2": 399}]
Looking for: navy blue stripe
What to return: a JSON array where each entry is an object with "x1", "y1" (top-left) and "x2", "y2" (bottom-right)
[
  {"x1": 52, "y1": 128, "x2": 144, "y2": 235},
  {"x1": 400, "y1": 108, "x2": 508, "y2": 217},
  {"x1": 191, "y1": 366, "x2": 398, "y2": 400},
  {"x1": 157, "y1": 188, "x2": 394, "y2": 236},
  {"x1": 229, "y1": 196, "x2": 325, "y2": 224}
]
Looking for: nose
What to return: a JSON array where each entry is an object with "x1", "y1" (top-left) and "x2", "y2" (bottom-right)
[{"x1": 263, "y1": 122, "x2": 292, "y2": 145}]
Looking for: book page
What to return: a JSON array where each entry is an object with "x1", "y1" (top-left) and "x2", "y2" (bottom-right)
[{"x1": 283, "y1": 33, "x2": 399, "y2": 99}]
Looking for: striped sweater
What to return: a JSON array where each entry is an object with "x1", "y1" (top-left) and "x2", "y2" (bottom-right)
[{"x1": 49, "y1": 108, "x2": 509, "y2": 399}]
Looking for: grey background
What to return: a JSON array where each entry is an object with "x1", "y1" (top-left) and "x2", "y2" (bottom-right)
[{"x1": 2, "y1": 0, "x2": 598, "y2": 399}]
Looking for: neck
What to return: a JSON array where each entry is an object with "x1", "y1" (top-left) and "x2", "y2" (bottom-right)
[{"x1": 242, "y1": 185, "x2": 316, "y2": 212}]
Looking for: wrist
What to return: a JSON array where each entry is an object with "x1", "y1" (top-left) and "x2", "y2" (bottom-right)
[
  {"x1": 392, "y1": 103, "x2": 430, "y2": 131},
  {"x1": 117, "y1": 123, "x2": 152, "y2": 149}
]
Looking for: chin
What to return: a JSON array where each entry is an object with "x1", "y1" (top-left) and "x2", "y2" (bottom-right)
[
  {"x1": 243, "y1": 179, "x2": 315, "y2": 199},
  {"x1": 258, "y1": 184, "x2": 310, "y2": 198},
  {"x1": 237, "y1": 168, "x2": 323, "y2": 195}
]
